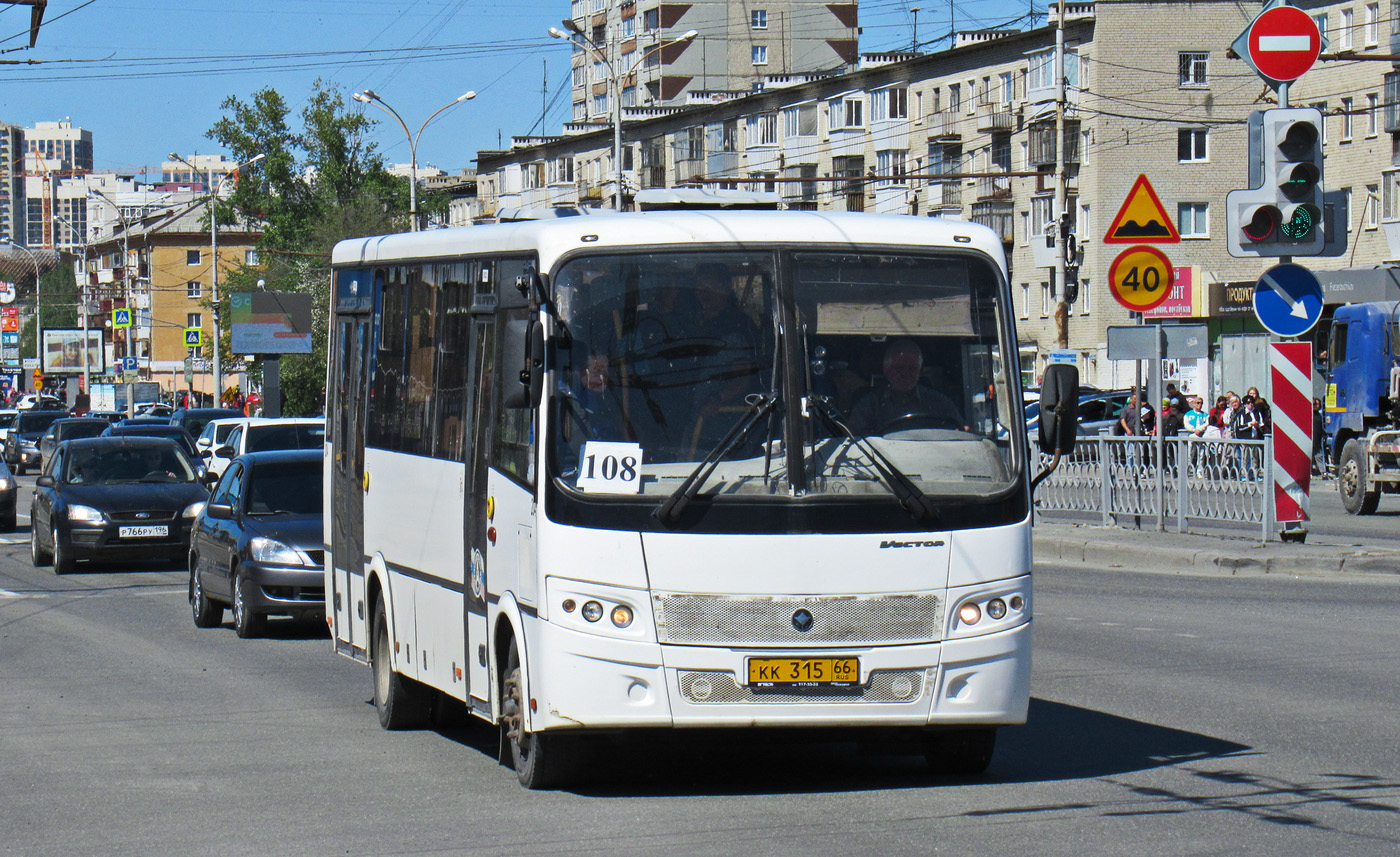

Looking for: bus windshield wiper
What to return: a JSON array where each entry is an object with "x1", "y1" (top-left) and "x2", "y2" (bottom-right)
[
  {"x1": 809, "y1": 396, "x2": 939, "y2": 524},
  {"x1": 654, "y1": 392, "x2": 778, "y2": 526}
]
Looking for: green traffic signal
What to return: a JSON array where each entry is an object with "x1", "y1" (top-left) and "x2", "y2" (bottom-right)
[{"x1": 1279, "y1": 204, "x2": 1318, "y2": 240}]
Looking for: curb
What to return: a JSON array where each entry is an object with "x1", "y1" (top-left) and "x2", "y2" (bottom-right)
[{"x1": 1033, "y1": 535, "x2": 1400, "y2": 576}]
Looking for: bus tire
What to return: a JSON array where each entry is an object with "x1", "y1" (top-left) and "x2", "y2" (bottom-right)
[
  {"x1": 502, "y1": 638, "x2": 573, "y2": 789},
  {"x1": 371, "y1": 597, "x2": 429, "y2": 730},
  {"x1": 924, "y1": 727, "x2": 997, "y2": 776},
  {"x1": 1339, "y1": 440, "x2": 1381, "y2": 515}
]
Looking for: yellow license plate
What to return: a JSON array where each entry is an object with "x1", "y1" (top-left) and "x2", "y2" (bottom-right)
[{"x1": 747, "y1": 657, "x2": 859, "y2": 687}]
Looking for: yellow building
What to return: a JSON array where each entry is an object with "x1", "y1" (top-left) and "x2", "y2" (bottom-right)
[{"x1": 89, "y1": 199, "x2": 261, "y2": 402}]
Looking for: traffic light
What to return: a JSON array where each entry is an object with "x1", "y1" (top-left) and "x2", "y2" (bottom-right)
[{"x1": 1226, "y1": 107, "x2": 1328, "y2": 257}]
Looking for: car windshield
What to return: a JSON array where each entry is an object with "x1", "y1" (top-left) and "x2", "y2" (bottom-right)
[
  {"x1": 0, "y1": 413, "x2": 15, "y2": 429},
  {"x1": 246, "y1": 423, "x2": 325, "y2": 452},
  {"x1": 115, "y1": 428, "x2": 196, "y2": 456},
  {"x1": 64, "y1": 444, "x2": 198, "y2": 484},
  {"x1": 18, "y1": 412, "x2": 65, "y2": 434},
  {"x1": 58, "y1": 421, "x2": 109, "y2": 441},
  {"x1": 246, "y1": 460, "x2": 322, "y2": 515},
  {"x1": 550, "y1": 249, "x2": 1018, "y2": 503}
]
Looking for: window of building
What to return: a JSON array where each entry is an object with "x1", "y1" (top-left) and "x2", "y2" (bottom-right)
[
  {"x1": 746, "y1": 112, "x2": 778, "y2": 146},
  {"x1": 829, "y1": 94, "x2": 864, "y2": 130},
  {"x1": 1178, "y1": 128, "x2": 1208, "y2": 162},
  {"x1": 643, "y1": 8, "x2": 658, "y2": 30},
  {"x1": 1310, "y1": 101, "x2": 1329, "y2": 143},
  {"x1": 1179, "y1": 52, "x2": 1208, "y2": 87},
  {"x1": 875, "y1": 149, "x2": 908, "y2": 186},
  {"x1": 186, "y1": 249, "x2": 201, "y2": 265},
  {"x1": 782, "y1": 102, "x2": 817, "y2": 137},
  {"x1": 871, "y1": 86, "x2": 909, "y2": 121},
  {"x1": 1368, "y1": 183, "x2": 1380, "y2": 228},
  {"x1": 187, "y1": 280, "x2": 202, "y2": 299},
  {"x1": 1383, "y1": 169, "x2": 1400, "y2": 220},
  {"x1": 1020, "y1": 283, "x2": 1030, "y2": 320},
  {"x1": 1369, "y1": 93, "x2": 1380, "y2": 136},
  {"x1": 1366, "y1": 3, "x2": 1379, "y2": 45},
  {"x1": 244, "y1": 249, "x2": 259, "y2": 265},
  {"x1": 592, "y1": 92, "x2": 608, "y2": 115},
  {"x1": 572, "y1": 101, "x2": 586, "y2": 121},
  {"x1": 1178, "y1": 202, "x2": 1209, "y2": 238},
  {"x1": 1342, "y1": 97, "x2": 1355, "y2": 141},
  {"x1": 1079, "y1": 277, "x2": 1091, "y2": 315},
  {"x1": 1031, "y1": 196, "x2": 1053, "y2": 237},
  {"x1": 622, "y1": 85, "x2": 637, "y2": 107},
  {"x1": 1040, "y1": 281, "x2": 1051, "y2": 318},
  {"x1": 991, "y1": 132, "x2": 1011, "y2": 172},
  {"x1": 1313, "y1": 12, "x2": 1328, "y2": 42},
  {"x1": 1340, "y1": 7, "x2": 1354, "y2": 50},
  {"x1": 752, "y1": 45, "x2": 768, "y2": 65},
  {"x1": 622, "y1": 17, "x2": 635, "y2": 37},
  {"x1": 947, "y1": 83, "x2": 961, "y2": 113},
  {"x1": 751, "y1": 9, "x2": 767, "y2": 29}
]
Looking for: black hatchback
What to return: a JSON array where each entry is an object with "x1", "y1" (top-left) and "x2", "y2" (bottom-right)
[{"x1": 30, "y1": 436, "x2": 209, "y2": 574}]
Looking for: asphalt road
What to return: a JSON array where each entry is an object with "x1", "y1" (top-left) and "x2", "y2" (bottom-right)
[{"x1": 1, "y1": 484, "x2": 1397, "y2": 856}]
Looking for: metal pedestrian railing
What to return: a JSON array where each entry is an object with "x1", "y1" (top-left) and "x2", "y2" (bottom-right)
[{"x1": 1035, "y1": 434, "x2": 1273, "y2": 541}]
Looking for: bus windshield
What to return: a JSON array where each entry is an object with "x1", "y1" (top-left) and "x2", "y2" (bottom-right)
[{"x1": 550, "y1": 249, "x2": 1018, "y2": 509}]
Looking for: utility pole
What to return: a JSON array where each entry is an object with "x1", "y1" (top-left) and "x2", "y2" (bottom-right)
[{"x1": 1053, "y1": 0, "x2": 1070, "y2": 350}]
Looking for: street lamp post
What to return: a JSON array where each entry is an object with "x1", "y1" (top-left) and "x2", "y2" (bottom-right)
[
  {"x1": 170, "y1": 152, "x2": 265, "y2": 403},
  {"x1": 550, "y1": 23, "x2": 698, "y2": 212},
  {"x1": 351, "y1": 90, "x2": 476, "y2": 231},
  {"x1": 51, "y1": 212, "x2": 91, "y2": 393}
]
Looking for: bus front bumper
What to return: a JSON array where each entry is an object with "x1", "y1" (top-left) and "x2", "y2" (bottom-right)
[{"x1": 524, "y1": 617, "x2": 1030, "y2": 732}]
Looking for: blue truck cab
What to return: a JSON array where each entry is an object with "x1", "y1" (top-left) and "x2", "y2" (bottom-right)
[{"x1": 1325, "y1": 301, "x2": 1400, "y2": 443}]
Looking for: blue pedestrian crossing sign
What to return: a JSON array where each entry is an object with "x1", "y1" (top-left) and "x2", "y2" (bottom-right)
[
  {"x1": 184, "y1": 328, "x2": 202, "y2": 347},
  {"x1": 112, "y1": 308, "x2": 132, "y2": 328},
  {"x1": 1253, "y1": 263, "x2": 1324, "y2": 338}
]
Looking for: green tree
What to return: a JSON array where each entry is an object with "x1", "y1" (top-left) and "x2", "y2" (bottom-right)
[{"x1": 207, "y1": 79, "x2": 412, "y2": 415}]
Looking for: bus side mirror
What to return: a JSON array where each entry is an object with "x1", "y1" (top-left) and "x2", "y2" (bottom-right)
[
  {"x1": 1037, "y1": 364, "x2": 1080, "y2": 456},
  {"x1": 503, "y1": 318, "x2": 544, "y2": 409}
]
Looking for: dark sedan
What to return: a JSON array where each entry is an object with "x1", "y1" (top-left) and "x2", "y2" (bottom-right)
[
  {"x1": 30, "y1": 437, "x2": 209, "y2": 574},
  {"x1": 189, "y1": 449, "x2": 324, "y2": 638},
  {"x1": 6, "y1": 409, "x2": 69, "y2": 474},
  {"x1": 0, "y1": 456, "x2": 16, "y2": 531},
  {"x1": 39, "y1": 417, "x2": 112, "y2": 466}
]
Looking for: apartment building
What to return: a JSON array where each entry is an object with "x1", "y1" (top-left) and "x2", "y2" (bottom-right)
[
  {"x1": 478, "y1": 0, "x2": 1400, "y2": 393},
  {"x1": 563, "y1": 0, "x2": 857, "y2": 126},
  {"x1": 0, "y1": 122, "x2": 23, "y2": 244},
  {"x1": 22, "y1": 119, "x2": 94, "y2": 251},
  {"x1": 86, "y1": 199, "x2": 261, "y2": 397}
]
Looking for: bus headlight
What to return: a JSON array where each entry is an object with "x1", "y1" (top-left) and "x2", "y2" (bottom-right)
[
  {"x1": 610, "y1": 605, "x2": 634, "y2": 628},
  {"x1": 957, "y1": 602, "x2": 982, "y2": 625},
  {"x1": 581, "y1": 600, "x2": 603, "y2": 622}
]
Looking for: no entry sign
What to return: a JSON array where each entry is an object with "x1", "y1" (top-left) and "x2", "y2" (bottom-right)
[{"x1": 1235, "y1": 4, "x2": 1322, "y2": 84}]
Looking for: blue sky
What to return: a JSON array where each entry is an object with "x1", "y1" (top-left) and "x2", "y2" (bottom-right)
[{"x1": 0, "y1": 0, "x2": 1042, "y2": 178}]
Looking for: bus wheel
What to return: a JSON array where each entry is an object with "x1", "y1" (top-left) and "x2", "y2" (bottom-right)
[
  {"x1": 502, "y1": 638, "x2": 572, "y2": 789},
  {"x1": 924, "y1": 727, "x2": 997, "y2": 776},
  {"x1": 1339, "y1": 440, "x2": 1380, "y2": 515},
  {"x1": 371, "y1": 598, "x2": 429, "y2": 730}
]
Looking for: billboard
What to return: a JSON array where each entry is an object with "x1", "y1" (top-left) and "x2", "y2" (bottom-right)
[
  {"x1": 229, "y1": 291, "x2": 313, "y2": 354},
  {"x1": 41, "y1": 328, "x2": 105, "y2": 374}
]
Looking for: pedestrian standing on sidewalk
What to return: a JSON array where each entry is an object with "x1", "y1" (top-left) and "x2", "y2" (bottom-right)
[{"x1": 1312, "y1": 397, "x2": 1328, "y2": 476}]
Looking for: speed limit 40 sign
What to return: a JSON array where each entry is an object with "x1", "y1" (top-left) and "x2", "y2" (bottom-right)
[{"x1": 1108, "y1": 245, "x2": 1175, "y2": 312}]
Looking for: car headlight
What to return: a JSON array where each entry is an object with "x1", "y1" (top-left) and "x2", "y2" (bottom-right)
[
  {"x1": 66, "y1": 504, "x2": 106, "y2": 524},
  {"x1": 250, "y1": 536, "x2": 305, "y2": 565},
  {"x1": 183, "y1": 501, "x2": 206, "y2": 519},
  {"x1": 0, "y1": 477, "x2": 11, "y2": 491}
]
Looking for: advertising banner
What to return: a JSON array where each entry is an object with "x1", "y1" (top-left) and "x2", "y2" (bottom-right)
[
  {"x1": 229, "y1": 292, "x2": 313, "y2": 354},
  {"x1": 41, "y1": 328, "x2": 105, "y2": 374}
]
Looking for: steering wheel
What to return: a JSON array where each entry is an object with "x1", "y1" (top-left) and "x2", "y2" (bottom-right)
[
  {"x1": 879, "y1": 412, "x2": 964, "y2": 434},
  {"x1": 628, "y1": 336, "x2": 727, "y2": 363},
  {"x1": 142, "y1": 470, "x2": 178, "y2": 482}
]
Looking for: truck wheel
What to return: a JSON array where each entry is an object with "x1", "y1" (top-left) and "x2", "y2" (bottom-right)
[
  {"x1": 370, "y1": 597, "x2": 429, "y2": 730},
  {"x1": 1339, "y1": 440, "x2": 1381, "y2": 515},
  {"x1": 501, "y1": 638, "x2": 574, "y2": 789}
]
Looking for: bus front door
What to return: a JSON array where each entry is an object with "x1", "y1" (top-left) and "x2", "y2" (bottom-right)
[{"x1": 332, "y1": 315, "x2": 372, "y2": 661}]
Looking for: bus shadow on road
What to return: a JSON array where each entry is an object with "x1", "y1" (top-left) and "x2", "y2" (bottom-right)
[{"x1": 432, "y1": 697, "x2": 1249, "y2": 797}]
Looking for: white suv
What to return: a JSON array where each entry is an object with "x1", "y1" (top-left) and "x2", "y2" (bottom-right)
[{"x1": 207, "y1": 418, "x2": 325, "y2": 478}]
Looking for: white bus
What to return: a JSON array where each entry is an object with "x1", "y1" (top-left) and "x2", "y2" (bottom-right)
[{"x1": 326, "y1": 210, "x2": 1073, "y2": 788}]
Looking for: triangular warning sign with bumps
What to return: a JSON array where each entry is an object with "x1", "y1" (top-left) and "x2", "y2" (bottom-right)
[{"x1": 1103, "y1": 174, "x2": 1180, "y2": 244}]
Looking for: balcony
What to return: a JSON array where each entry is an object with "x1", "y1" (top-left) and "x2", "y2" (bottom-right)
[
  {"x1": 976, "y1": 104, "x2": 1015, "y2": 133},
  {"x1": 975, "y1": 174, "x2": 1012, "y2": 200},
  {"x1": 927, "y1": 181, "x2": 962, "y2": 212},
  {"x1": 1028, "y1": 121, "x2": 1081, "y2": 168},
  {"x1": 927, "y1": 111, "x2": 961, "y2": 139}
]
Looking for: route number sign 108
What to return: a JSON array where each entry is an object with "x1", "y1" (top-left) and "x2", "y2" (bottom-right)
[{"x1": 1108, "y1": 245, "x2": 1175, "y2": 312}]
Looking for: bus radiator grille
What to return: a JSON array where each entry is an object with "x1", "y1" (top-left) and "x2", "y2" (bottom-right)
[
  {"x1": 679, "y1": 669, "x2": 927, "y2": 704},
  {"x1": 653, "y1": 594, "x2": 941, "y2": 645}
]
